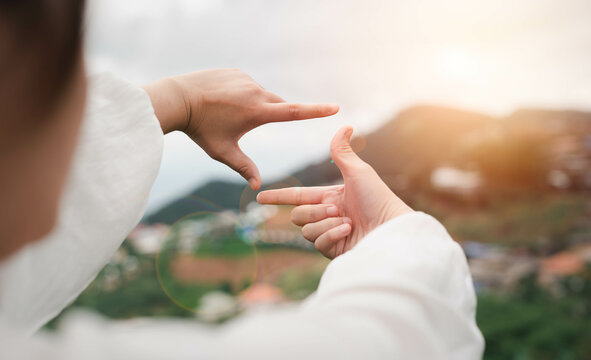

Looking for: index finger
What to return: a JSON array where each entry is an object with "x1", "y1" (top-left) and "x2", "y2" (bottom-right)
[
  {"x1": 257, "y1": 185, "x2": 341, "y2": 205},
  {"x1": 258, "y1": 103, "x2": 339, "y2": 124}
]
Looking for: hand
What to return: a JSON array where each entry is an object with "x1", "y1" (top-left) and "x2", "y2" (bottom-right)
[
  {"x1": 257, "y1": 126, "x2": 413, "y2": 259},
  {"x1": 142, "y1": 69, "x2": 339, "y2": 190}
]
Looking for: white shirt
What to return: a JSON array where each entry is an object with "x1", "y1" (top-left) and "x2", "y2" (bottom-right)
[{"x1": 0, "y1": 74, "x2": 484, "y2": 359}]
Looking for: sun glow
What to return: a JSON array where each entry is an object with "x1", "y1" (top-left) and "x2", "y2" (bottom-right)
[{"x1": 437, "y1": 48, "x2": 482, "y2": 81}]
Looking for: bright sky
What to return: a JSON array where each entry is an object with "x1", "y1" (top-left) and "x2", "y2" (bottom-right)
[{"x1": 84, "y1": 0, "x2": 591, "y2": 212}]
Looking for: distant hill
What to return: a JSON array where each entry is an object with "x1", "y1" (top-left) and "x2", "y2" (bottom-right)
[
  {"x1": 147, "y1": 105, "x2": 591, "y2": 224},
  {"x1": 146, "y1": 180, "x2": 245, "y2": 224}
]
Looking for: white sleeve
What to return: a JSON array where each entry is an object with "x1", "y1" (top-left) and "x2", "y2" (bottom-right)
[
  {"x1": 1, "y1": 213, "x2": 484, "y2": 360},
  {"x1": 209, "y1": 212, "x2": 484, "y2": 360},
  {"x1": 0, "y1": 73, "x2": 483, "y2": 358},
  {"x1": 0, "y1": 73, "x2": 164, "y2": 336}
]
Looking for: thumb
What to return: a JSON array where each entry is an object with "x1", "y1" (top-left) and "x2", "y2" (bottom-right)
[
  {"x1": 330, "y1": 126, "x2": 368, "y2": 177},
  {"x1": 218, "y1": 145, "x2": 261, "y2": 190}
]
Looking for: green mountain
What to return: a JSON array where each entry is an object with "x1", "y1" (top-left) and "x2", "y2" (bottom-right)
[{"x1": 146, "y1": 180, "x2": 245, "y2": 224}]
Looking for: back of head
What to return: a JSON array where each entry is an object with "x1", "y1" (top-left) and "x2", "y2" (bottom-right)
[
  {"x1": 0, "y1": 0, "x2": 85, "y2": 133},
  {"x1": 0, "y1": 0, "x2": 86, "y2": 257}
]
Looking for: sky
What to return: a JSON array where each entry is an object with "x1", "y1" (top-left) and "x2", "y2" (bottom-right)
[{"x1": 84, "y1": 0, "x2": 591, "y2": 212}]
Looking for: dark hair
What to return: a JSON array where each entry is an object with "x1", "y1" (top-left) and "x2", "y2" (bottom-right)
[{"x1": 0, "y1": 0, "x2": 85, "y2": 129}]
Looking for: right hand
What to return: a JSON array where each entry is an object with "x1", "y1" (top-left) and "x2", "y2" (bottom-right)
[{"x1": 257, "y1": 126, "x2": 413, "y2": 259}]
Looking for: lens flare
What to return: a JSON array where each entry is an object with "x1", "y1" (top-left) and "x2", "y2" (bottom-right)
[
  {"x1": 156, "y1": 197, "x2": 257, "y2": 314},
  {"x1": 156, "y1": 179, "x2": 325, "y2": 318}
]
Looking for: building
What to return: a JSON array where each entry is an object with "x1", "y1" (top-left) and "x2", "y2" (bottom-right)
[
  {"x1": 127, "y1": 223, "x2": 169, "y2": 255},
  {"x1": 238, "y1": 282, "x2": 286, "y2": 310},
  {"x1": 431, "y1": 166, "x2": 482, "y2": 194}
]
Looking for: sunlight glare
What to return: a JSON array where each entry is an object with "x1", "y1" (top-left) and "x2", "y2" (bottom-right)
[{"x1": 437, "y1": 48, "x2": 481, "y2": 82}]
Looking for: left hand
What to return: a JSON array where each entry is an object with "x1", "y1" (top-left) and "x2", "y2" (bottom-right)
[{"x1": 142, "y1": 69, "x2": 339, "y2": 190}]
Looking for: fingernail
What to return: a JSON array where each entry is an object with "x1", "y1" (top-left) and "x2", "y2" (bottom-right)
[
  {"x1": 342, "y1": 217, "x2": 352, "y2": 225},
  {"x1": 326, "y1": 206, "x2": 339, "y2": 217},
  {"x1": 337, "y1": 223, "x2": 351, "y2": 234},
  {"x1": 345, "y1": 126, "x2": 354, "y2": 140},
  {"x1": 248, "y1": 178, "x2": 258, "y2": 190}
]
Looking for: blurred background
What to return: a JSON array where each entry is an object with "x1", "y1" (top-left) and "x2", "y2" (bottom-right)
[{"x1": 52, "y1": 1, "x2": 591, "y2": 359}]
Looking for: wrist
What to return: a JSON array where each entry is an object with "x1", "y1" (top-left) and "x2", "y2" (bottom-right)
[
  {"x1": 382, "y1": 199, "x2": 414, "y2": 225},
  {"x1": 142, "y1": 78, "x2": 189, "y2": 134}
]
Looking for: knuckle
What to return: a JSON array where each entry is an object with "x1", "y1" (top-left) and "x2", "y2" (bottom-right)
[
  {"x1": 294, "y1": 187, "x2": 302, "y2": 205},
  {"x1": 330, "y1": 142, "x2": 351, "y2": 156},
  {"x1": 209, "y1": 145, "x2": 233, "y2": 163},
  {"x1": 236, "y1": 163, "x2": 251, "y2": 178},
  {"x1": 208, "y1": 150, "x2": 223, "y2": 162},
  {"x1": 320, "y1": 193, "x2": 332, "y2": 203},
  {"x1": 244, "y1": 82, "x2": 263, "y2": 95},
  {"x1": 288, "y1": 104, "x2": 300, "y2": 119},
  {"x1": 338, "y1": 144, "x2": 354, "y2": 154},
  {"x1": 246, "y1": 83, "x2": 258, "y2": 92}
]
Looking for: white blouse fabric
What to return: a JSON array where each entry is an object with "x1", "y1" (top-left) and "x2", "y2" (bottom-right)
[{"x1": 0, "y1": 74, "x2": 484, "y2": 359}]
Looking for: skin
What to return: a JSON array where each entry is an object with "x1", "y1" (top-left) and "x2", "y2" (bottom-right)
[
  {"x1": 142, "y1": 69, "x2": 339, "y2": 190},
  {"x1": 257, "y1": 126, "x2": 413, "y2": 259},
  {"x1": 0, "y1": 66, "x2": 338, "y2": 260}
]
